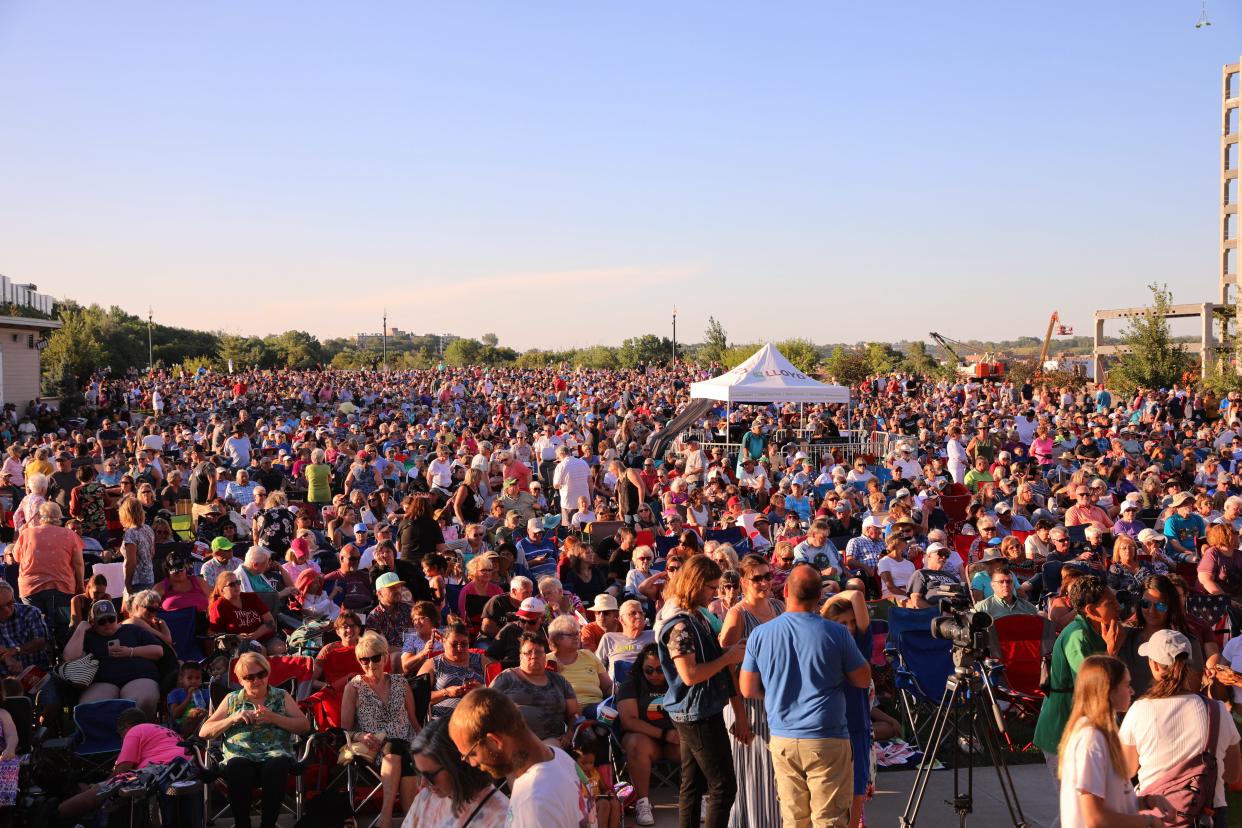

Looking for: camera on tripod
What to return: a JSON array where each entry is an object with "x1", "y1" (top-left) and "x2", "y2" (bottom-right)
[{"x1": 928, "y1": 586, "x2": 993, "y2": 667}]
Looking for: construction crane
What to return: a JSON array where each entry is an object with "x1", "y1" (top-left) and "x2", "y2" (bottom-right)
[
  {"x1": 929, "y1": 332, "x2": 1007, "y2": 381},
  {"x1": 1034, "y1": 311, "x2": 1076, "y2": 380}
]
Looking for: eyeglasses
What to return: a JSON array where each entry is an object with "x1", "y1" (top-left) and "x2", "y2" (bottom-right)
[
  {"x1": 459, "y1": 735, "x2": 487, "y2": 763},
  {"x1": 224, "y1": 580, "x2": 241, "y2": 587},
  {"x1": 1139, "y1": 599, "x2": 1169, "y2": 613},
  {"x1": 642, "y1": 665, "x2": 663, "y2": 676},
  {"x1": 240, "y1": 669, "x2": 269, "y2": 683},
  {"x1": 635, "y1": 557, "x2": 653, "y2": 562},
  {"x1": 747, "y1": 573, "x2": 774, "y2": 582},
  {"x1": 1052, "y1": 538, "x2": 1069, "y2": 544},
  {"x1": 777, "y1": 557, "x2": 795, "y2": 565},
  {"x1": 479, "y1": 568, "x2": 495, "y2": 573},
  {"x1": 359, "y1": 654, "x2": 384, "y2": 664}
]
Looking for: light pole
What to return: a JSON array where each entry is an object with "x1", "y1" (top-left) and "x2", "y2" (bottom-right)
[
  {"x1": 382, "y1": 309, "x2": 388, "y2": 372},
  {"x1": 147, "y1": 307, "x2": 154, "y2": 373},
  {"x1": 672, "y1": 306, "x2": 678, "y2": 364}
]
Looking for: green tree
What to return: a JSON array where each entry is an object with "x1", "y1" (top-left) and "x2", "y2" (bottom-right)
[
  {"x1": 481, "y1": 332, "x2": 499, "y2": 348},
  {"x1": 902, "y1": 341, "x2": 938, "y2": 375},
  {"x1": 700, "y1": 317, "x2": 728, "y2": 366},
  {"x1": 217, "y1": 335, "x2": 271, "y2": 371},
  {"x1": 865, "y1": 342, "x2": 902, "y2": 374},
  {"x1": 574, "y1": 345, "x2": 619, "y2": 369},
  {"x1": 617, "y1": 335, "x2": 672, "y2": 368},
  {"x1": 41, "y1": 306, "x2": 106, "y2": 401},
  {"x1": 722, "y1": 343, "x2": 759, "y2": 368},
  {"x1": 265, "y1": 330, "x2": 323, "y2": 369},
  {"x1": 776, "y1": 339, "x2": 821, "y2": 373},
  {"x1": 1109, "y1": 283, "x2": 1192, "y2": 392},
  {"x1": 824, "y1": 346, "x2": 870, "y2": 386},
  {"x1": 443, "y1": 338, "x2": 485, "y2": 366}
]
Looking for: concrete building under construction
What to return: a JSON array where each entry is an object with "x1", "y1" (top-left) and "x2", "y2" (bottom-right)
[{"x1": 1094, "y1": 56, "x2": 1239, "y2": 375}]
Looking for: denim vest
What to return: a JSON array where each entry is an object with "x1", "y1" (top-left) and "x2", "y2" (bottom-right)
[{"x1": 657, "y1": 610, "x2": 733, "y2": 724}]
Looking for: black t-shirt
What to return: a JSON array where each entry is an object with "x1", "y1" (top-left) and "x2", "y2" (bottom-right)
[
  {"x1": 189, "y1": 462, "x2": 214, "y2": 504},
  {"x1": 481, "y1": 593, "x2": 518, "y2": 631},
  {"x1": 906, "y1": 568, "x2": 960, "y2": 599},
  {"x1": 398, "y1": 518, "x2": 444, "y2": 562},
  {"x1": 84, "y1": 624, "x2": 163, "y2": 687},
  {"x1": 485, "y1": 621, "x2": 534, "y2": 669},
  {"x1": 51, "y1": 470, "x2": 78, "y2": 510},
  {"x1": 616, "y1": 666, "x2": 673, "y2": 732},
  {"x1": 255, "y1": 468, "x2": 285, "y2": 492}
]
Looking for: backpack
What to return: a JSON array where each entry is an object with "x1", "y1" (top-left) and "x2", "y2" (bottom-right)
[{"x1": 1140, "y1": 695, "x2": 1221, "y2": 828}]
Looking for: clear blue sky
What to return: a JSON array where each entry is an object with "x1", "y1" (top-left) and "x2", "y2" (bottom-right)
[{"x1": 0, "y1": 1, "x2": 1237, "y2": 351}]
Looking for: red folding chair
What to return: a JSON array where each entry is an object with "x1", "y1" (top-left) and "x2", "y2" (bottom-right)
[
  {"x1": 953, "y1": 534, "x2": 975, "y2": 566},
  {"x1": 989, "y1": 614, "x2": 1050, "y2": 748}
]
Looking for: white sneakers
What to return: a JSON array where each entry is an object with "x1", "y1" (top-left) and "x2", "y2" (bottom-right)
[{"x1": 634, "y1": 797, "x2": 655, "y2": 826}]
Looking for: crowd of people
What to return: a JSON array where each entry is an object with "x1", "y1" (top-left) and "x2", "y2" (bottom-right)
[{"x1": 6, "y1": 363, "x2": 1242, "y2": 826}]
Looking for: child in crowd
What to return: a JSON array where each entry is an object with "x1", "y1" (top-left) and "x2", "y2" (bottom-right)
[
  {"x1": 296, "y1": 569, "x2": 339, "y2": 622},
  {"x1": 570, "y1": 496, "x2": 596, "y2": 531},
  {"x1": 167, "y1": 662, "x2": 210, "y2": 736},
  {"x1": 422, "y1": 553, "x2": 448, "y2": 610},
  {"x1": 573, "y1": 728, "x2": 618, "y2": 828}
]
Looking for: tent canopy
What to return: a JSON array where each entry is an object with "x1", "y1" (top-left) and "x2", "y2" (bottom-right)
[{"x1": 690, "y1": 343, "x2": 851, "y2": 405}]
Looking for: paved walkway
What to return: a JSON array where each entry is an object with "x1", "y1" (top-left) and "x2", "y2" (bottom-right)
[{"x1": 213, "y1": 763, "x2": 1060, "y2": 827}]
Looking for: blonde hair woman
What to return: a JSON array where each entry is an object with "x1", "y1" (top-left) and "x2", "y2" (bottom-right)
[
  {"x1": 199, "y1": 651, "x2": 310, "y2": 828},
  {"x1": 342, "y1": 631, "x2": 419, "y2": 827},
  {"x1": 119, "y1": 496, "x2": 155, "y2": 593}
]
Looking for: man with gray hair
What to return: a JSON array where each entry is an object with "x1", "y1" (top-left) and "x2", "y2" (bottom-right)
[
  {"x1": 0, "y1": 580, "x2": 51, "y2": 682},
  {"x1": 551, "y1": 444, "x2": 591, "y2": 527},
  {"x1": 480, "y1": 576, "x2": 534, "y2": 638},
  {"x1": 1218, "y1": 495, "x2": 1242, "y2": 532}
]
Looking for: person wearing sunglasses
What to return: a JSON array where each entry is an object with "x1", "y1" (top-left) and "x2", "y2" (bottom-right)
[
  {"x1": 122, "y1": 588, "x2": 174, "y2": 648},
  {"x1": 1118, "y1": 574, "x2": 1215, "y2": 697},
  {"x1": 616, "y1": 642, "x2": 679, "y2": 826},
  {"x1": 342, "y1": 631, "x2": 419, "y2": 828},
  {"x1": 199, "y1": 651, "x2": 310, "y2": 828},
  {"x1": 405, "y1": 715, "x2": 509, "y2": 828},
  {"x1": 207, "y1": 570, "x2": 285, "y2": 655},
  {"x1": 63, "y1": 599, "x2": 164, "y2": 717},
  {"x1": 422, "y1": 620, "x2": 489, "y2": 719},
  {"x1": 154, "y1": 552, "x2": 211, "y2": 614}
]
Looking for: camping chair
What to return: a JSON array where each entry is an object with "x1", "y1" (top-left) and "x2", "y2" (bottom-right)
[
  {"x1": 197, "y1": 724, "x2": 329, "y2": 826},
  {"x1": 884, "y1": 607, "x2": 952, "y2": 752},
  {"x1": 160, "y1": 606, "x2": 205, "y2": 663},
  {"x1": 225, "y1": 655, "x2": 315, "y2": 699},
  {"x1": 72, "y1": 698, "x2": 137, "y2": 779},
  {"x1": 704, "y1": 527, "x2": 748, "y2": 552},
  {"x1": 653, "y1": 536, "x2": 679, "y2": 559},
  {"x1": 170, "y1": 513, "x2": 194, "y2": 541},
  {"x1": 986, "y1": 614, "x2": 1051, "y2": 747},
  {"x1": 952, "y1": 535, "x2": 975, "y2": 566},
  {"x1": 584, "y1": 521, "x2": 624, "y2": 545}
]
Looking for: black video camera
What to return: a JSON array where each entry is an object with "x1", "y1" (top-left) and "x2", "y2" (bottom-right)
[{"x1": 928, "y1": 585, "x2": 993, "y2": 664}]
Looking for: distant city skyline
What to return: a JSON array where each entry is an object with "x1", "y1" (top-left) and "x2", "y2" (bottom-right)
[{"x1": 1, "y1": 2, "x2": 1237, "y2": 351}]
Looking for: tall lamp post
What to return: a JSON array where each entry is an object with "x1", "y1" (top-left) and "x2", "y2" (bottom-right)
[
  {"x1": 672, "y1": 306, "x2": 678, "y2": 364},
  {"x1": 147, "y1": 307, "x2": 154, "y2": 373},
  {"x1": 382, "y1": 309, "x2": 388, "y2": 372}
]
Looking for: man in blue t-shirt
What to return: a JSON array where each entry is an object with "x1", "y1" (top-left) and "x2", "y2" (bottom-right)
[{"x1": 740, "y1": 565, "x2": 870, "y2": 828}]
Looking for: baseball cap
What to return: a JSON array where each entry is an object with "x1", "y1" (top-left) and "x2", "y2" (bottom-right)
[
  {"x1": 210, "y1": 536, "x2": 235, "y2": 553},
  {"x1": 89, "y1": 600, "x2": 118, "y2": 622},
  {"x1": 353, "y1": 523, "x2": 369, "y2": 534},
  {"x1": 1137, "y1": 628, "x2": 1192, "y2": 666},
  {"x1": 995, "y1": 502, "x2": 1011, "y2": 514},
  {"x1": 862, "y1": 516, "x2": 883, "y2": 530},
  {"x1": 1119, "y1": 500, "x2": 1138, "y2": 513},
  {"x1": 526, "y1": 518, "x2": 545, "y2": 535},
  {"x1": 925, "y1": 542, "x2": 949, "y2": 557},
  {"x1": 1137, "y1": 528, "x2": 1165, "y2": 544},
  {"x1": 516, "y1": 597, "x2": 547, "y2": 620},
  {"x1": 374, "y1": 572, "x2": 404, "y2": 591}
]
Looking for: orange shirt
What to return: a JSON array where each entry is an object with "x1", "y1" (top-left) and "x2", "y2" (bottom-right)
[{"x1": 11, "y1": 524, "x2": 85, "y2": 597}]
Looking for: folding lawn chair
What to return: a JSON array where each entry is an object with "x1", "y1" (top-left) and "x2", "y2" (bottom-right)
[
  {"x1": 73, "y1": 698, "x2": 137, "y2": 778},
  {"x1": 885, "y1": 607, "x2": 952, "y2": 751}
]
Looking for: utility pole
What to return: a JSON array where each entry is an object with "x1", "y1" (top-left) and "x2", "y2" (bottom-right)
[
  {"x1": 382, "y1": 309, "x2": 388, "y2": 372},
  {"x1": 672, "y1": 306, "x2": 678, "y2": 364},
  {"x1": 147, "y1": 307, "x2": 154, "y2": 373}
]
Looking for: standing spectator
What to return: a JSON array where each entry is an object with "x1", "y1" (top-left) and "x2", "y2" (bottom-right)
[
  {"x1": 448, "y1": 687, "x2": 596, "y2": 828},
  {"x1": 740, "y1": 565, "x2": 869, "y2": 828},
  {"x1": 1120, "y1": 630, "x2": 1241, "y2": 827},
  {"x1": 1056, "y1": 655, "x2": 1169, "y2": 828},
  {"x1": 552, "y1": 445, "x2": 591, "y2": 527},
  {"x1": 1033, "y1": 575, "x2": 1123, "y2": 776},
  {"x1": 656, "y1": 555, "x2": 750, "y2": 828},
  {"x1": 9, "y1": 501, "x2": 83, "y2": 647},
  {"x1": 68, "y1": 464, "x2": 110, "y2": 546},
  {"x1": 119, "y1": 496, "x2": 156, "y2": 594},
  {"x1": 719, "y1": 553, "x2": 784, "y2": 828}
]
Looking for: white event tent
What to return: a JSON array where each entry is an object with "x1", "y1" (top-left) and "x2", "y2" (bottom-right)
[{"x1": 690, "y1": 343, "x2": 850, "y2": 404}]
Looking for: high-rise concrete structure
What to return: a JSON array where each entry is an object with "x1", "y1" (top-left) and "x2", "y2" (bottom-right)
[{"x1": 1221, "y1": 58, "x2": 1239, "y2": 351}]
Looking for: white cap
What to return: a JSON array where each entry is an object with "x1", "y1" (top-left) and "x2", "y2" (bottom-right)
[
  {"x1": 862, "y1": 516, "x2": 883, "y2": 530},
  {"x1": 1137, "y1": 629, "x2": 1191, "y2": 666}
]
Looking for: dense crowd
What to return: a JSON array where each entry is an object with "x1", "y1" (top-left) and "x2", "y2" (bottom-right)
[{"x1": 7, "y1": 364, "x2": 1242, "y2": 827}]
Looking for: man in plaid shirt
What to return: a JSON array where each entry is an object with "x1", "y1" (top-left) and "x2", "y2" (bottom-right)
[
  {"x1": 0, "y1": 581, "x2": 51, "y2": 676},
  {"x1": 845, "y1": 516, "x2": 888, "y2": 579}
]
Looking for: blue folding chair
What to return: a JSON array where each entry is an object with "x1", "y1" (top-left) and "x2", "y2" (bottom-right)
[
  {"x1": 653, "y1": 535, "x2": 680, "y2": 559},
  {"x1": 704, "y1": 527, "x2": 746, "y2": 548},
  {"x1": 610, "y1": 658, "x2": 633, "y2": 688},
  {"x1": 74, "y1": 698, "x2": 137, "y2": 776},
  {"x1": 885, "y1": 607, "x2": 953, "y2": 751},
  {"x1": 160, "y1": 606, "x2": 204, "y2": 663}
]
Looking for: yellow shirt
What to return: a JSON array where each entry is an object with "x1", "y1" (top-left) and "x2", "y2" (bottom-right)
[
  {"x1": 25, "y1": 459, "x2": 52, "y2": 479},
  {"x1": 550, "y1": 649, "x2": 606, "y2": 705}
]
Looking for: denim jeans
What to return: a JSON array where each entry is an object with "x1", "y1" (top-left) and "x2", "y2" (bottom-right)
[{"x1": 672, "y1": 713, "x2": 737, "y2": 828}]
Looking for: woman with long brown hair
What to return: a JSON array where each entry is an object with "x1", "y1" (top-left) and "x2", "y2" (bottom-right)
[
  {"x1": 397, "y1": 492, "x2": 447, "y2": 563},
  {"x1": 1057, "y1": 655, "x2": 1163, "y2": 827},
  {"x1": 1120, "y1": 629, "x2": 1241, "y2": 826}
]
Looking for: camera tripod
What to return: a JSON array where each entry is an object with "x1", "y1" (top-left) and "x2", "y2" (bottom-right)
[{"x1": 898, "y1": 657, "x2": 1029, "y2": 828}]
